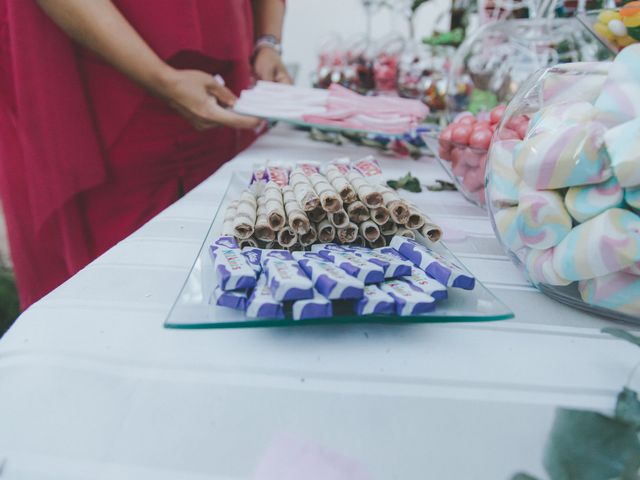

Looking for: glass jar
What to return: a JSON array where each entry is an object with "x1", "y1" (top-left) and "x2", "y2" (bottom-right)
[{"x1": 485, "y1": 56, "x2": 640, "y2": 322}]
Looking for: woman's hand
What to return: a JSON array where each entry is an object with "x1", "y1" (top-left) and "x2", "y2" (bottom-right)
[
  {"x1": 252, "y1": 47, "x2": 293, "y2": 84},
  {"x1": 156, "y1": 69, "x2": 261, "y2": 131}
]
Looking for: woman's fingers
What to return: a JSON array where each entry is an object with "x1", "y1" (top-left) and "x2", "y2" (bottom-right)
[
  {"x1": 206, "y1": 79, "x2": 238, "y2": 108},
  {"x1": 204, "y1": 99, "x2": 261, "y2": 129}
]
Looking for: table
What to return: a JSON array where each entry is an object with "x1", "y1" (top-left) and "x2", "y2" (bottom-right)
[{"x1": 0, "y1": 125, "x2": 637, "y2": 479}]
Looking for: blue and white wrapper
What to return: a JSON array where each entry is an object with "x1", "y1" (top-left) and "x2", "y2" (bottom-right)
[
  {"x1": 213, "y1": 285, "x2": 248, "y2": 310},
  {"x1": 370, "y1": 247, "x2": 413, "y2": 278},
  {"x1": 310, "y1": 243, "x2": 351, "y2": 253},
  {"x1": 241, "y1": 247, "x2": 263, "y2": 275},
  {"x1": 246, "y1": 274, "x2": 284, "y2": 319},
  {"x1": 292, "y1": 290, "x2": 333, "y2": 320},
  {"x1": 404, "y1": 268, "x2": 448, "y2": 301},
  {"x1": 210, "y1": 238, "x2": 257, "y2": 291},
  {"x1": 261, "y1": 250, "x2": 314, "y2": 302},
  {"x1": 380, "y1": 279, "x2": 436, "y2": 315},
  {"x1": 356, "y1": 284, "x2": 396, "y2": 315},
  {"x1": 389, "y1": 236, "x2": 475, "y2": 290},
  {"x1": 317, "y1": 249, "x2": 385, "y2": 285},
  {"x1": 294, "y1": 253, "x2": 364, "y2": 300}
]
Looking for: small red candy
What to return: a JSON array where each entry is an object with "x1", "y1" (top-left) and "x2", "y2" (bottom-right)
[
  {"x1": 490, "y1": 105, "x2": 507, "y2": 125},
  {"x1": 451, "y1": 125, "x2": 472, "y2": 145},
  {"x1": 469, "y1": 128, "x2": 492, "y2": 150},
  {"x1": 438, "y1": 126, "x2": 453, "y2": 144},
  {"x1": 497, "y1": 128, "x2": 520, "y2": 141},
  {"x1": 472, "y1": 121, "x2": 491, "y2": 132},
  {"x1": 462, "y1": 167, "x2": 485, "y2": 192},
  {"x1": 450, "y1": 146, "x2": 465, "y2": 169},
  {"x1": 515, "y1": 122, "x2": 529, "y2": 140},
  {"x1": 457, "y1": 115, "x2": 477, "y2": 126},
  {"x1": 439, "y1": 145, "x2": 451, "y2": 161}
]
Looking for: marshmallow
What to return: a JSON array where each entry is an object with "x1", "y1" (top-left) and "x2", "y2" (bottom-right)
[
  {"x1": 487, "y1": 139, "x2": 522, "y2": 208},
  {"x1": 527, "y1": 102, "x2": 599, "y2": 138},
  {"x1": 552, "y1": 208, "x2": 640, "y2": 281},
  {"x1": 516, "y1": 187, "x2": 572, "y2": 249},
  {"x1": 523, "y1": 248, "x2": 572, "y2": 286},
  {"x1": 594, "y1": 45, "x2": 640, "y2": 125},
  {"x1": 603, "y1": 117, "x2": 640, "y2": 188},
  {"x1": 579, "y1": 272, "x2": 640, "y2": 317},
  {"x1": 625, "y1": 187, "x2": 640, "y2": 209},
  {"x1": 493, "y1": 206, "x2": 525, "y2": 252},
  {"x1": 542, "y1": 62, "x2": 611, "y2": 105},
  {"x1": 514, "y1": 122, "x2": 611, "y2": 190},
  {"x1": 565, "y1": 177, "x2": 624, "y2": 223}
]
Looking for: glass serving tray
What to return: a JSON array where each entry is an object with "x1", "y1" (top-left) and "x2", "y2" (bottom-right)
[{"x1": 164, "y1": 172, "x2": 514, "y2": 329}]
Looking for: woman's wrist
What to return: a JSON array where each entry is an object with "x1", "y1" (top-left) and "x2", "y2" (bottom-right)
[{"x1": 149, "y1": 64, "x2": 181, "y2": 99}]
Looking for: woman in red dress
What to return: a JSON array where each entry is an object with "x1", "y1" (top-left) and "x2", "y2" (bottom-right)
[{"x1": 0, "y1": 0, "x2": 290, "y2": 308}]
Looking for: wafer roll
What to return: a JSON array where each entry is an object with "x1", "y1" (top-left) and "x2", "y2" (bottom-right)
[
  {"x1": 239, "y1": 237, "x2": 259, "y2": 248},
  {"x1": 419, "y1": 220, "x2": 442, "y2": 243},
  {"x1": 347, "y1": 201, "x2": 370, "y2": 223},
  {"x1": 299, "y1": 225, "x2": 318, "y2": 246},
  {"x1": 379, "y1": 186, "x2": 410, "y2": 224},
  {"x1": 368, "y1": 236, "x2": 387, "y2": 249},
  {"x1": 380, "y1": 219, "x2": 398, "y2": 236},
  {"x1": 282, "y1": 185, "x2": 310, "y2": 234},
  {"x1": 222, "y1": 200, "x2": 239, "y2": 236},
  {"x1": 277, "y1": 226, "x2": 297, "y2": 248},
  {"x1": 254, "y1": 197, "x2": 276, "y2": 242},
  {"x1": 308, "y1": 205, "x2": 327, "y2": 223},
  {"x1": 405, "y1": 205, "x2": 426, "y2": 230},
  {"x1": 309, "y1": 173, "x2": 343, "y2": 213},
  {"x1": 326, "y1": 164, "x2": 357, "y2": 203},
  {"x1": 233, "y1": 190, "x2": 257, "y2": 239},
  {"x1": 396, "y1": 228, "x2": 416, "y2": 239},
  {"x1": 290, "y1": 169, "x2": 321, "y2": 211},
  {"x1": 347, "y1": 171, "x2": 383, "y2": 208},
  {"x1": 353, "y1": 235, "x2": 367, "y2": 247},
  {"x1": 329, "y1": 209, "x2": 349, "y2": 228},
  {"x1": 337, "y1": 222, "x2": 358, "y2": 243},
  {"x1": 316, "y1": 219, "x2": 336, "y2": 243},
  {"x1": 369, "y1": 206, "x2": 390, "y2": 226},
  {"x1": 360, "y1": 220, "x2": 381, "y2": 242},
  {"x1": 263, "y1": 181, "x2": 286, "y2": 231}
]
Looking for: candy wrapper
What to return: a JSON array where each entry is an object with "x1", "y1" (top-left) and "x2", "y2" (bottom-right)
[
  {"x1": 380, "y1": 279, "x2": 436, "y2": 315},
  {"x1": 261, "y1": 250, "x2": 314, "y2": 301},
  {"x1": 294, "y1": 252, "x2": 364, "y2": 300},
  {"x1": 355, "y1": 284, "x2": 396, "y2": 315},
  {"x1": 292, "y1": 290, "x2": 333, "y2": 320},
  {"x1": 246, "y1": 274, "x2": 284, "y2": 319},
  {"x1": 210, "y1": 237, "x2": 257, "y2": 291},
  {"x1": 213, "y1": 285, "x2": 248, "y2": 310},
  {"x1": 390, "y1": 236, "x2": 475, "y2": 290},
  {"x1": 316, "y1": 248, "x2": 385, "y2": 285},
  {"x1": 241, "y1": 247, "x2": 263, "y2": 274},
  {"x1": 404, "y1": 267, "x2": 448, "y2": 300}
]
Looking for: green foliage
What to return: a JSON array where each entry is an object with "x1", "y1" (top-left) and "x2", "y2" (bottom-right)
[
  {"x1": 387, "y1": 172, "x2": 422, "y2": 192},
  {"x1": 543, "y1": 409, "x2": 640, "y2": 480}
]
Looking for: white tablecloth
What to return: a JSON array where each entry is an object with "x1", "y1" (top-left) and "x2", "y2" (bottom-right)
[{"x1": 0, "y1": 126, "x2": 636, "y2": 479}]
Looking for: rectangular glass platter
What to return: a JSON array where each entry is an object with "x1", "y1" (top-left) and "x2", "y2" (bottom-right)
[{"x1": 164, "y1": 172, "x2": 514, "y2": 329}]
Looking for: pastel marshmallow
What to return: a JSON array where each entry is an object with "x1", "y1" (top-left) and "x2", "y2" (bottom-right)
[
  {"x1": 603, "y1": 117, "x2": 640, "y2": 188},
  {"x1": 552, "y1": 208, "x2": 640, "y2": 281},
  {"x1": 523, "y1": 248, "x2": 572, "y2": 286},
  {"x1": 565, "y1": 177, "x2": 624, "y2": 223},
  {"x1": 514, "y1": 122, "x2": 612, "y2": 190},
  {"x1": 516, "y1": 187, "x2": 572, "y2": 249},
  {"x1": 542, "y1": 62, "x2": 610, "y2": 105},
  {"x1": 579, "y1": 272, "x2": 640, "y2": 317},
  {"x1": 625, "y1": 187, "x2": 640, "y2": 209},
  {"x1": 487, "y1": 139, "x2": 522, "y2": 208},
  {"x1": 493, "y1": 206, "x2": 525, "y2": 252},
  {"x1": 527, "y1": 101, "x2": 599, "y2": 138}
]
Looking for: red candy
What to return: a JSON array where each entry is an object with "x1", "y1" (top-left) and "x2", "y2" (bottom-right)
[
  {"x1": 497, "y1": 128, "x2": 520, "y2": 141},
  {"x1": 490, "y1": 105, "x2": 507, "y2": 125},
  {"x1": 451, "y1": 125, "x2": 472, "y2": 145},
  {"x1": 462, "y1": 166, "x2": 485, "y2": 192},
  {"x1": 457, "y1": 115, "x2": 477, "y2": 126},
  {"x1": 469, "y1": 128, "x2": 492, "y2": 150}
]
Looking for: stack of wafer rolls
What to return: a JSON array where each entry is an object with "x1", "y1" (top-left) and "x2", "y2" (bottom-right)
[{"x1": 224, "y1": 158, "x2": 443, "y2": 249}]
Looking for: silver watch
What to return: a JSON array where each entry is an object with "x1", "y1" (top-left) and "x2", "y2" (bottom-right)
[{"x1": 254, "y1": 34, "x2": 283, "y2": 56}]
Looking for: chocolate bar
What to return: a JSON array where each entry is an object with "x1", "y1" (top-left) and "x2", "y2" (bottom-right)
[
  {"x1": 213, "y1": 285, "x2": 248, "y2": 310},
  {"x1": 316, "y1": 249, "x2": 384, "y2": 285},
  {"x1": 261, "y1": 250, "x2": 314, "y2": 301},
  {"x1": 292, "y1": 290, "x2": 333, "y2": 320},
  {"x1": 246, "y1": 274, "x2": 284, "y2": 319},
  {"x1": 404, "y1": 267, "x2": 448, "y2": 301},
  {"x1": 241, "y1": 247, "x2": 263, "y2": 274},
  {"x1": 210, "y1": 237, "x2": 257, "y2": 291},
  {"x1": 389, "y1": 236, "x2": 475, "y2": 290},
  {"x1": 355, "y1": 284, "x2": 396, "y2": 315},
  {"x1": 379, "y1": 279, "x2": 436, "y2": 315},
  {"x1": 293, "y1": 252, "x2": 364, "y2": 300}
]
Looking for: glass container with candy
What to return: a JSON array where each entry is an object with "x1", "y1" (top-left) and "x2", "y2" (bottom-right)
[{"x1": 485, "y1": 46, "x2": 640, "y2": 322}]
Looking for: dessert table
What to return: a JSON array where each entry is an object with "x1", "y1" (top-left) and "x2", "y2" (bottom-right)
[{"x1": 0, "y1": 125, "x2": 637, "y2": 479}]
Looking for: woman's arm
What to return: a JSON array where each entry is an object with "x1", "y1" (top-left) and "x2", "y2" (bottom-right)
[
  {"x1": 251, "y1": 0, "x2": 292, "y2": 84},
  {"x1": 36, "y1": 0, "x2": 260, "y2": 130}
]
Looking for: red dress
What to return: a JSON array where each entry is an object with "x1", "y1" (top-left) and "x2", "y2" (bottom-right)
[{"x1": 0, "y1": 0, "x2": 256, "y2": 308}]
